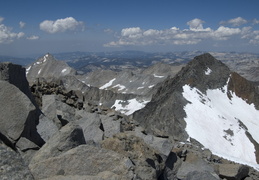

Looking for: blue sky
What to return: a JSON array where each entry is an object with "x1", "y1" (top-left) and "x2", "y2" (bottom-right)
[{"x1": 0, "y1": 0, "x2": 259, "y2": 57}]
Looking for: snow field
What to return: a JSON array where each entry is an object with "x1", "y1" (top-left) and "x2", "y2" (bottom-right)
[{"x1": 182, "y1": 83, "x2": 259, "y2": 169}]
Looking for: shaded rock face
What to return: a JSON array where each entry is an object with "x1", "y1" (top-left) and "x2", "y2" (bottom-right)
[
  {"x1": 133, "y1": 53, "x2": 231, "y2": 140},
  {"x1": 0, "y1": 62, "x2": 36, "y2": 105},
  {"x1": 0, "y1": 78, "x2": 44, "y2": 149}
]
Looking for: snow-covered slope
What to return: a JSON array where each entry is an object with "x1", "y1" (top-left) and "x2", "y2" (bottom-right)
[{"x1": 183, "y1": 81, "x2": 259, "y2": 169}]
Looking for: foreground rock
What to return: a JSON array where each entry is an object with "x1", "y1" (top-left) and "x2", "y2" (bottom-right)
[
  {"x1": 0, "y1": 64, "x2": 45, "y2": 154},
  {"x1": 29, "y1": 144, "x2": 134, "y2": 179},
  {"x1": 0, "y1": 140, "x2": 34, "y2": 180},
  {"x1": 30, "y1": 123, "x2": 86, "y2": 165}
]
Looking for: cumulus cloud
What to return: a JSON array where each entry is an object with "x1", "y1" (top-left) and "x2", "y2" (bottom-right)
[
  {"x1": 220, "y1": 17, "x2": 248, "y2": 26},
  {"x1": 0, "y1": 22, "x2": 25, "y2": 43},
  {"x1": 19, "y1": 21, "x2": 26, "y2": 28},
  {"x1": 39, "y1": 17, "x2": 84, "y2": 33},
  {"x1": 27, "y1": 35, "x2": 39, "y2": 40},
  {"x1": 213, "y1": 26, "x2": 241, "y2": 40},
  {"x1": 104, "y1": 18, "x2": 253, "y2": 47}
]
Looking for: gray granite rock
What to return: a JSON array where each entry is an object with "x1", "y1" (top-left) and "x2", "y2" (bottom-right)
[
  {"x1": 218, "y1": 163, "x2": 249, "y2": 180},
  {"x1": 76, "y1": 113, "x2": 104, "y2": 143},
  {"x1": 37, "y1": 114, "x2": 59, "y2": 142},
  {"x1": 101, "y1": 115, "x2": 121, "y2": 138},
  {"x1": 29, "y1": 144, "x2": 134, "y2": 179},
  {"x1": 0, "y1": 140, "x2": 34, "y2": 180},
  {"x1": 0, "y1": 80, "x2": 43, "y2": 147},
  {"x1": 30, "y1": 123, "x2": 86, "y2": 165}
]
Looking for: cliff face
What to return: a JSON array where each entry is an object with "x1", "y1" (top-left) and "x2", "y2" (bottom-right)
[{"x1": 228, "y1": 72, "x2": 259, "y2": 109}]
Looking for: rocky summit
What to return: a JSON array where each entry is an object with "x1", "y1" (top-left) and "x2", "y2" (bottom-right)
[{"x1": 1, "y1": 53, "x2": 259, "y2": 180}]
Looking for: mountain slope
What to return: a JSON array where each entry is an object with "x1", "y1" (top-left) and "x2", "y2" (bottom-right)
[
  {"x1": 78, "y1": 62, "x2": 184, "y2": 96},
  {"x1": 133, "y1": 53, "x2": 259, "y2": 169}
]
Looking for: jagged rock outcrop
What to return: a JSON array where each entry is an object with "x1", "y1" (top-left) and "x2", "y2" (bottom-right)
[{"x1": 0, "y1": 62, "x2": 37, "y2": 105}]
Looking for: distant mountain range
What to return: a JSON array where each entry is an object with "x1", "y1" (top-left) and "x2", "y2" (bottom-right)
[{"x1": 2, "y1": 51, "x2": 259, "y2": 82}]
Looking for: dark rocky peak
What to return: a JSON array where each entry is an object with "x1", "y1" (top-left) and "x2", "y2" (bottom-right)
[
  {"x1": 178, "y1": 53, "x2": 231, "y2": 93},
  {"x1": 133, "y1": 53, "x2": 243, "y2": 140}
]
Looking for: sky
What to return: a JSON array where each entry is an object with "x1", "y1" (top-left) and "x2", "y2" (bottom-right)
[{"x1": 0, "y1": 0, "x2": 259, "y2": 57}]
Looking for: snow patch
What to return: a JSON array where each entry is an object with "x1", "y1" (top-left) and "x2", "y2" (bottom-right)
[
  {"x1": 26, "y1": 66, "x2": 31, "y2": 75},
  {"x1": 113, "y1": 84, "x2": 126, "y2": 91},
  {"x1": 182, "y1": 84, "x2": 259, "y2": 169},
  {"x1": 38, "y1": 69, "x2": 42, "y2": 75},
  {"x1": 205, "y1": 67, "x2": 212, "y2": 75},
  {"x1": 61, "y1": 68, "x2": 67, "y2": 73},
  {"x1": 153, "y1": 74, "x2": 164, "y2": 78},
  {"x1": 137, "y1": 87, "x2": 144, "y2": 90},
  {"x1": 148, "y1": 85, "x2": 155, "y2": 88},
  {"x1": 99, "y1": 78, "x2": 116, "y2": 89},
  {"x1": 112, "y1": 98, "x2": 150, "y2": 115},
  {"x1": 43, "y1": 56, "x2": 47, "y2": 62}
]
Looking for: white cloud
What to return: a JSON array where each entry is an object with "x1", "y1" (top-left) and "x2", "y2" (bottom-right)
[
  {"x1": 143, "y1": 29, "x2": 161, "y2": 36},
  {"x1": 0, "y1": 17, "x2": 4, "y2": 24},
  {"x1": 105, "y1": 18, "x2": 259, "y2": 48},
  {"x1": 39, "y1": 17, "x2": 84, "y2": 33},
  {"x1": 187, "y1": 18, "x2": 203, "y2": 31},
  {"x1": 0, "y1": 23, "x2": 25, "y2": 43},
  {"x1": 121, "y1": 27, "x2": 142, "y2": 37},
  {"x1": 220, "y1": 17, "x2": 248, "y2": 27},
  {"x1": 213, "y1": 26, "x2": 241, "y2": 40},
  {"x1": 27, "y1": 35, "x2": 39, "y2": 40},
  {"x1": 19, "y1": 21, "x2": 26, "y2": 28}
]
